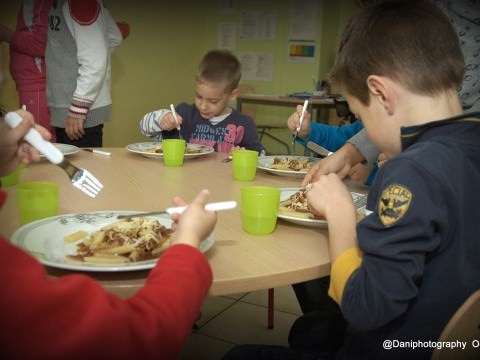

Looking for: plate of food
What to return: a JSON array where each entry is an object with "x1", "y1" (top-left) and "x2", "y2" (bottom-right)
[
  {"x1": 278, "y1": 188, "x2": 367, "y2": 228},
  {"x1": 40, "y1": 143, "x2": 80, "y2": 158},
  {"x1": 125, "y1": 141, "x2": 214, "y2": 159},
  {"x1": 10, "y1": 211, "x2": 215, "y2": 272},
  {"x1": 257, "y1": 156, "x2": 319, "y2": 178}
]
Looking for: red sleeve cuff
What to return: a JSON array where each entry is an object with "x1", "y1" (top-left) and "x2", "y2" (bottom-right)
[{"x1": 116, "y1": 22, "x2": 130, "y2": 39}]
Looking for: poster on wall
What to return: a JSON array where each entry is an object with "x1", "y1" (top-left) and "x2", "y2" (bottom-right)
[
  {"x1": 240, "y1": 11, "x2": 276, "y2": 39},
  {"x1": 288, "y1": 41, "x2": 316, "y2": 63},
  {"x1": 288, "y1": 0, "x2": 319, "y2": 39},
  {"x1": 218, "y1": 22, "x2": 236, "y2": 50},
  {"x1": 238, "y1": 52, "x2": 273, "y2": 81}
]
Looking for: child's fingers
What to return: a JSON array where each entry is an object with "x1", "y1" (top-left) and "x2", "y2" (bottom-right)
[{"x1": 190, "y1": 189, "x2": 210, "y2": 210}]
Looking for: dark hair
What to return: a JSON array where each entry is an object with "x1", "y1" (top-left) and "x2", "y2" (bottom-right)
[
  {"x1": 196, "y1": 49, "x2": 241, "y2": 93},
  {"x1": 329, "y1": 0, "x2": 465, "y2": 105}
]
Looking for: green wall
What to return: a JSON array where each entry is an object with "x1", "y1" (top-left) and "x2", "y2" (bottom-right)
[
  {"x1": 201, "y1": 0, "x2": 358, "y2": 154},
  {"x1": 0, "y1": 0, "x2": 358, "y2": 153}
]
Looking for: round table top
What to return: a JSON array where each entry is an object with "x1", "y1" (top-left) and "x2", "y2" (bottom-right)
[{"x1": 0, "y1": 147, "x2": 367, "y2": 298}]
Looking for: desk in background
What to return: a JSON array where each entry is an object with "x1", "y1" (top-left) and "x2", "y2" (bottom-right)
[
  {"x1": 237, "y1": 95, "x2": 336, "y2": 154},
  {"x1": 237, "y1": 94, "x2": 335, "y2": 122}
]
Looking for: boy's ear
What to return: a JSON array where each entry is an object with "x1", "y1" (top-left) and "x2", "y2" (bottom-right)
[
  {"x1": 229, "y1": 88, "x2": 239, "y2": 100},
  {"x1": 366, "y1": 75, "x2": 394, "y2": 115}
]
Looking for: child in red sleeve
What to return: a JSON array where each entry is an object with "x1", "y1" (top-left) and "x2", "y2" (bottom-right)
[{"x1": 1, "y1": 110, "x2": 218, "y2": 359}]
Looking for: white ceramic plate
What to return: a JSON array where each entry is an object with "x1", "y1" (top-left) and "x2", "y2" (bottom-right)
[
  {"x1": 278, "y1": 188, "x2": 367, "y2": 228},
  {"x1": 10, "y1": 211, "x2": 215, "y2": 272},
  {"x1": 257, "y1": 156, "x2": 319, "y2": 178},
  {"x1": 40, "y1": 143, "x2": 79, "y2": 158},
  {"x1": 125, "y1": 142, "x2": 214, "y2": 160}
]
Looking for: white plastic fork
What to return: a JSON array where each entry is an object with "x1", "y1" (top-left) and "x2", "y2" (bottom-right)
[
  {"x1": 292, "y1": 99, "x2": 309, "y2": 153},
  {"x1": 170, "y1": 104, "x2": 183, "y2": 140},
  {"x1": 5, "y1": 111, "x2": 103, "y2": 198},
  {"x1": 116, "y1": 201, "x2": 237, "y2": 219}
]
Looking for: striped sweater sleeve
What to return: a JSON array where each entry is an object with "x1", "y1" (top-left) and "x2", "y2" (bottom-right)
[{"x1": 139, "y1": 109, "x2": 170, "y2": 140}]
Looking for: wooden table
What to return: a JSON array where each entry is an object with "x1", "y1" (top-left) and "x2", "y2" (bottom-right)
[
  {"x1": 237, "y1": 94, "x2": 336, "y2": 123},
  {"x1": 0, "y1": 148, "x2": 364, "y2": 299}
]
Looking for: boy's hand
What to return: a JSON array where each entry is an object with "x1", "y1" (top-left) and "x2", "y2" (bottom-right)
[
  {"x1": 287, "y1": 104, "x2": 311, "y2": 139},
  {"x1": 348, "y1": 163, "x2": 374, "y2": 184},
  {"x1": 306, "y1": 174, "x2": 353, "y2": 219},
  {"x1": 302, "y1": 151, "x2": 350, "y2": 187},
  {"x1": 65, "y1": 117, "x2": 85, "y2": 140},
  {"x1": 307, "y1": 174, "x2": 358, "y2": 261},
  {"x1": 169, "y1": 189, "x2": 217, "y2": 249},
  {"x1": 301, "y1": 143, "x2": 364, "y2": 187},
  {"x1": 160, "y1": 111, "x2": 183, "y2": 131}
]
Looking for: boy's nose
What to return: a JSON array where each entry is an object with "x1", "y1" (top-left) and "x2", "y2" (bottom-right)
[{"x1": 199, "y1": 102, "x2": 208, "y2": 111}]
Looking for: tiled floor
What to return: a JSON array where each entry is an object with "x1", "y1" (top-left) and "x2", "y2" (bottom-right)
[{"x1": 180, "y1": 286, "x2": 302, "y2": 360}]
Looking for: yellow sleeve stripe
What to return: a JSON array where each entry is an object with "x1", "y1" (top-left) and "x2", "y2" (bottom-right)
[{"x1": 328, "y1": 247, "x2": 363, "y2": 304}]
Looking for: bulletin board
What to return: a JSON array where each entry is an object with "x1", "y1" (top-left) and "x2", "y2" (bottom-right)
[{"x1": 206, "y1": 0, "x2": 323, "y2": 96}]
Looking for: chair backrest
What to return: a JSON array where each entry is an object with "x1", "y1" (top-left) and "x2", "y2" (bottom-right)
[
  {"x1": 431, "y1": 290, "x2": 480, "y2": 360},
  {"x1": 333, "y1": 98, "x2": 356, "y2": 124}
]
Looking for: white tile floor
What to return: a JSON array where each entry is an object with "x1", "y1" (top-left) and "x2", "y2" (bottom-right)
[{"x1": 180, "y1": 286, "x2": 302, "y2": 360}]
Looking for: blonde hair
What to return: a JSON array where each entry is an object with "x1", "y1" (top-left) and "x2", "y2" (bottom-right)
[{"x1": 196, "y1": 49, "x2": 241, "y2": 93}]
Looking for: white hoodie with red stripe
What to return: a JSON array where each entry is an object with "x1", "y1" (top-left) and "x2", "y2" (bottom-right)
[{"x1": 46, "y1": 0, "x2": 122, "y2": 128}]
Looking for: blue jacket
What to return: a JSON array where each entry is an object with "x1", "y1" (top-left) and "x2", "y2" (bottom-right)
[{"x1": 337, "y1": 112, "x2": 480, "y2": 359}]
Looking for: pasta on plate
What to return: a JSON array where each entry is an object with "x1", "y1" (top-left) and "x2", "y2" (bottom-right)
[
  {"x1": 279, "y1": 188, "x2": 324, "y2": 220},
  {"x1": 65, "y1": 217, "x2": 174, "y2": 264},
  {"x1": 268, "y1": 157, "x2": 313, "y2": 172},
  {"x1": 143, "y1": 144, "x2": 206, "y2": 154}
]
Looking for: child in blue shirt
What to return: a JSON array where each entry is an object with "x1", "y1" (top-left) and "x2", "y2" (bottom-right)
[{"x1": 287, "y1": 105, "x2": 377, "y2": 186}]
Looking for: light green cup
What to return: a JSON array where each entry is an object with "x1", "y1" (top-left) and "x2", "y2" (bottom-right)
[
  {"x1": 162, "y1": 139, "x2": 186, "y2": 167},
  {"x1": 16, "y1": 182, "x2": 59, "y2": 224},
  {"x1": 241, "y1": 186, "x2": 281, "y2": 235},
  {"x1": 233, "y1": 149, "x2": 258, "y2": 181},
  {"x1": 0, "y1": 164, "x2": 25, "y2": 186}
]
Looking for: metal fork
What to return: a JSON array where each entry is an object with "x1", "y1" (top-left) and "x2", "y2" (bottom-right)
[
  {"x1": 352, "y1": 193, "x2": 368, "y2": 209},
  {"x1": 5, "y1": 111, "x2": 103, "y2": 198},
  {"x1": 221, "y1": 155, "x2": 233, "y2": 163}
]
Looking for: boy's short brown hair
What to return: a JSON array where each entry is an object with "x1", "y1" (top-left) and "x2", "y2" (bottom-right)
[
  {"x1": 196, "y1": 49, "x2": 241, "y2": 93},
  {"x1": 329, "y1": 0, "x2": 465, "y2": 105}
]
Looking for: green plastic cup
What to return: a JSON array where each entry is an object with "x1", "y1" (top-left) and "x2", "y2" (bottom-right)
[
  {"x1": 162, "y1": 139, "x2": 186, "y2": 167},
  {"x1": 241, "y1": 186, "x2": 280, "y2": 235},
  {"x1": 0, "y1": 164, "x2": 25, "y2": 186},
  {"x1": 233, "y1": 149, "x2": 258, "y2": 181},
  {"x1": 16, "y1": 182, "x2": 59, "y2": 224}
]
